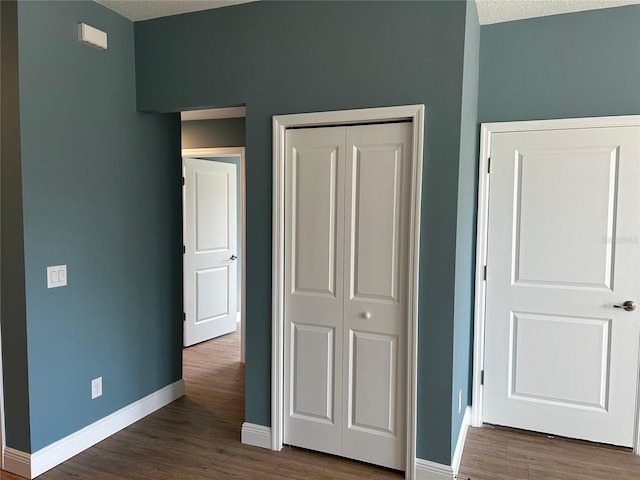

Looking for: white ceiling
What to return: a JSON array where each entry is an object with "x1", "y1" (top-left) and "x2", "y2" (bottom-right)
[{"x1": 95, "y1": 0, "x2": 640, "y2": 24}]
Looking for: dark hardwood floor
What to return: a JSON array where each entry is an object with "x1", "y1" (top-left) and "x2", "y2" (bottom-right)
[{"x1": 2, "y1": 327, "x2": 639, "y2": 479}]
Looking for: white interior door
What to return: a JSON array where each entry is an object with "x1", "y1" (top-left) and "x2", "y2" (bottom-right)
[
  {"x1": 184, "y1": 157, "x2": 237, "y2": 347},
  {"x1": 483, "y1": 125, "x2": 640, "y2": 447},
  {"x1": 283, "y1": 126, "x2": 345, "y2": 455},
  {"x1": 284, "y1": 122, "x2": 410, "y2": 470},
  {"x1": 342, "y1": 124, "x2": 410, "y2": 469}
]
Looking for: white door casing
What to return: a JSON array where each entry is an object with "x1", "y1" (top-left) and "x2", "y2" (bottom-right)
[
  {"x1": 473, "y1": 116, "x2": 640, "y2": 451},
  {"x1": 183, "y1": 157, "x2": 238, "y2": 347},
  {"x1": 273, "y1": 105, "x2": 424, "y2": 479}
]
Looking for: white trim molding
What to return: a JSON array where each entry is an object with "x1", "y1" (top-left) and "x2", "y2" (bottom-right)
[
  {"x1": 415, "y1": 458, "x2": 453, "y2": 480},
  {"x1": 272, "y1": 105, "x2": 425, "y2": 479},
  {"x1": 4, "y1": 447, "x2": 30, "y2": 479},
  {"x1": 413, "y1": 406, "x2": 471, "y2": 480},
  {"x1": 3, "y1": 380, "x2": 184, "y2": 479},
  {"x1": 241, "y1": 422, "x2": 272, "y2": 449},
  {"x1": 181, "y1": 106, "x2": 246, "y2": 121},
  {"x1": 182, "y1": 147, "x2": 247, "y2": 364},
  {"x1": 472, "y1": 115, "x2": 640, "y2": 454},
  {"x1": 452, "y1": 407, "x2": 472, "y2": 476}
]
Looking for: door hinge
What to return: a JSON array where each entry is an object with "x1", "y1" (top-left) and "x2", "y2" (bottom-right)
[
  {"x1": 483, "y1": 265, "x2": 487, "y2": 281},
  {"x1": 481, "y1": 370, "x2": 485, "y2": 386},
  {"x1": 183, "y1": 245, "x2": 186, "y2": 254},
  {"x1": 183, "y1": 312, "x2": 186, "y2": 322},
  {"x1": 182, "y1": 176, "x2": 185, "y2": 186},
  {"x1": 487, "y1": 157, "x2": 491, "y2": 174}
]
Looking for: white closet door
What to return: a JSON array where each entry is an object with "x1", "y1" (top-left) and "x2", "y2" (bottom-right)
[
  {"x1": 342, "y1": 123, "x2": 411, "y2": 470},
  {"x1": 284, "y1": 126, "x2": 346, "y2": 455},
  {"x1": 283, "y1": 122, "x2": 411, "y2": 470}
]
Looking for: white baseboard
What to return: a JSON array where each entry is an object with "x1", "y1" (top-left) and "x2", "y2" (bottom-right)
[
  {"x1": 3, "y1": 379, "x2": 185, "y2": 479},
  {"x1": 4, "y1": 447, "x2": 31, "y2": 479},
  {"x1": 241, "y1": 422, "x2": 272, "y2": 449},
  {"x1": 414, "y1": 406, "x2": 471, "y2": 480},
  {"x1": 452, "y1": 406, "x2": 472, "y2": 475},
  {"x1": 415, "y1": 458, "x2": 454, "y2": 480}
]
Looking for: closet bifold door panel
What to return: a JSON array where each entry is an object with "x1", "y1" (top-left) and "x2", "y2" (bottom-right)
[
  {"x1": 284, "y1": 122, "x2": 412, "y2": 471},
  {"x1": 342, "y1": 123, "x2": 410, "y2": 469},
  {"x1": 284, "y1": 126, "x2": 346, "y2": 455}
]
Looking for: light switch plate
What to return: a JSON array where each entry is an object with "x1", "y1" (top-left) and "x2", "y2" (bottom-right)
[{"x1": 47, "y1": 265, "x2": 67, "y2": 288}]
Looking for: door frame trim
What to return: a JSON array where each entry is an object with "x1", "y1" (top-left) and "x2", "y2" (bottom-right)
[
  {"x1": 272, "y1": 105, "x2": 424, "y2": 478},
  {"x1": 181, "y1": 147, "x2": 247, "y2": 363},
  {"x1": 472, "y1": 115, "x2": 640, "y2": 454}
]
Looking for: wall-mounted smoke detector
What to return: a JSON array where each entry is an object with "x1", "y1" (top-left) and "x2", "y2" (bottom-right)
[{"x1": 78, "y1": 23, "x2": 108, "y2": 50}]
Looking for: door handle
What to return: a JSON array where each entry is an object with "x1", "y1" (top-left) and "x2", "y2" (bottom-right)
[
  {"x1": 362, "y1": 312, "x2": 372, "y2": 320},
  {"x1": 230, "y1": 255, "x2": 237, "y2": 261},
  {"x1": 613, "y1": 300, "x2": 636, "y2": 312}
]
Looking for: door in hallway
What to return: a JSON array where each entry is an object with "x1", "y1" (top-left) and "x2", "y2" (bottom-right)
[{"x1": 183, "y1": 157, "x2": 238, "y2": 347}]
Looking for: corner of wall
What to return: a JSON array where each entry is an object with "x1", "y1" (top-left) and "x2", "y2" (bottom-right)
[
  {"x1": 451, "y1": 0, "x2": 481, "y2": 459},
  {"x1": 0, "y1": 0, "x2": 31, "y2": 454}
]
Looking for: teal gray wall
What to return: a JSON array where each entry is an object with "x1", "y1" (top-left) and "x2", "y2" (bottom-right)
[
  {"x1": 11, "y1": 0, "x2": 182, "y2": 451},
  {"x1": 136, "y1": 0, "x2": 470, "y2": 464},
  {"x1": 181, "y1": 118, "x2": 246, "y2": 148},
  {"x1": 452, "y1": 0, "x2": 480, "y2": 458},
  {"x1": 479, "y1": 5, "x2": 640, "y2": 123},
  {"x1": 1, "y1": 0, "x2": 31, "y2": 452},
  {"x1": 7, "y1": 0, "x2": 634, "y2": 467}
]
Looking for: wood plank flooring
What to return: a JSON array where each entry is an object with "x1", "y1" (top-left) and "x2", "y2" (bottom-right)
[
  {"x1": 1, "y1": 328, "x2": 639, "y2": 479},
  {"x1": 458, "y1": 425, "x2": 640, "y2": 480},
  {"x1": 0, "y1": 328, "x2": 400, "y2": 479}
]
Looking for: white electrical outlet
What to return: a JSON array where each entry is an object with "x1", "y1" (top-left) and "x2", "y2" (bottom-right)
[
  {"x1": 458, "y1": 390, "x2": 462, "y2": 414},
  {"x1": 91, "y1": 377, "x2": 102, "y2": 399}
]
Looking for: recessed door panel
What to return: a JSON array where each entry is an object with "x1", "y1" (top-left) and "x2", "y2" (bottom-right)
[
  {"x1": 196, "y1": 171, "x2": 230, "y2": 253},
  {"x1": 196, "y1": 267, "x2": 229, "y2": 323},
  {"x1": 484, "y1": 125, "x2": 640, "y2": 447},
  {"x1": 348, "y1": 330, "x2": 396, "y2": 435},
  {"x1": 513, "y1": 147, "x2": 618, "y2": 289},
  {"x1": 349, "y1": 144, "x2": 402, "y2": 302},
  {"x1": 292, "y1": 146, "x2": 338, "y2": 296},
  {"x1": 291, "y1": 324, "x2": 335, "y2": 422},
  {"x1": 509, "y1": 312, "x2": 611, "y2": 410}
]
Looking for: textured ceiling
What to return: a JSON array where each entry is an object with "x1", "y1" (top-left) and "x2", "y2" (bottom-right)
[
  {"x1": 477, "y1": 0, "x2": 640, "y2": 24},
  {"x1": 95, "y1": 0, "x2": 640, "y2": 23},
  {"x1": 95, "y1": 0, "x2": 258, "y2": 22}
]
